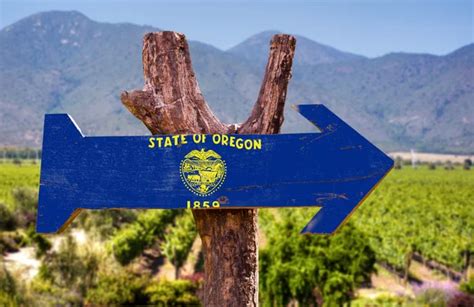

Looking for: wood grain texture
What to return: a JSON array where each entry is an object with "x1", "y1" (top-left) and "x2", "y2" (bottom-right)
[
  {"x1": 36, "y1": 107, "x2": 394, "y2": 234},
  {"x1": 120, "y1": 31, "x2": 296, "y2": 306}
]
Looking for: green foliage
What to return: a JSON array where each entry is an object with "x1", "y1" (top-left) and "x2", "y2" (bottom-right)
[
  {"x1": 161, "y1": 210, "x2": 197, "y2": 278},
  {"x1": 111, "y1": 209, "x2": 180, "y2": 265},
  {"x1": 0, "y1": 264, "x2": 16, "y2": 298},
  {"x1": 37, "y1": 235, "x2": 100, "y2": 301},
  {"x1": 460, "y1": 276, "x2": 474, "y2": 294},
  {"x1": 11, "y1": 187, "x2": 37, "y2": 227},
  {"x1": 353, "y1": 167, "x2": 474, "y2": 272},
  {"x1": 77, "y1": 209, "x2": 137, "y2": 240},
  {"x1": 414, "y1": 288, "x2": 447, "y2": 306},
  {"x1": 145, "y1": 279, "x2": 201, "y2": 305},
  {"x1": 85, "y1": 270, "x2": 148, "y2": 305},
  {"x1": 259, "y1": 209, "x2": 376, "y2": 306},
  {"x1": 0, "y1": 263, "x2": 30, "y2": 306},
  {"x1": 24, "y1": 226, "x2": 52, "y2": 258},
  {"x1": 86, "y1": 272, "x2": 201, "y2": 306}
]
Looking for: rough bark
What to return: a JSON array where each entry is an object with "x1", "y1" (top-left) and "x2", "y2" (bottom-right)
[{"x1": 121, "y1": 31, "x2": 295, "y2": 306}]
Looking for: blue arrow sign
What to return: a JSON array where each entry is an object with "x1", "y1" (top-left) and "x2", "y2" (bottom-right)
[{"x1": 37, "y1": 104, "x2": 393, "y2": 234}]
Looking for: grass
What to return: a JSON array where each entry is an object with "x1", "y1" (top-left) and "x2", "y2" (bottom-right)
[{"x1": 0, "y1": 161, "x2": 40, "y2": 207}]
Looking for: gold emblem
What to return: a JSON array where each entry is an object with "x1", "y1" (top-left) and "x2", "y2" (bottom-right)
[{"x1": 180, "y1": 149, "x2": 226, "y2": 196}]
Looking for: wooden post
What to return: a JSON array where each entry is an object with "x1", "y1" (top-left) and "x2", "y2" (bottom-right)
[{"x1": 121, "y1": 31, "x2": 295, "y2": 306}]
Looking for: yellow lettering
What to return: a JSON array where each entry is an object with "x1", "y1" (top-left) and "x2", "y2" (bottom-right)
[
  {"x1": 212, "y1": 134, "x2": 220, "y2": 145},
  {"x1": 221, "y1": 134, "x2": 229, "y2": 146},
  {"x1": 148, "y1": 137, "x2": 155, "y2": 148},
  {"x1": 156, "y1": 137, "x2": 163, "y2": 148},
  {"x1": 236, "y1": 138, "x2": 243, "y2": 149},
  {"x1": 244, "y1": 139, "x2": 253, "y2": 150},
  {"x1": 254, "y1": 139, "x2": 262, "y2": 150}
]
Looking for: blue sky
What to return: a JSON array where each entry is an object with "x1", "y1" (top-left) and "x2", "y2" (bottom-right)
[{"x1": 0, "y1": 0, "x2": 472, "y2": 57}]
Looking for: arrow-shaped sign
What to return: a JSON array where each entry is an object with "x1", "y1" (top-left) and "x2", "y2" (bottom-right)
[{"x1": 37, "y1": 104, "x2": 393, "y2": 234}]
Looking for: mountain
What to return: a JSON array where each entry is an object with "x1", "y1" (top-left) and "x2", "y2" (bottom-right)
[
  {"x1": 1, "y1": 11, "x2": 473, "y2": 154},
  {"x1": 228, "y1": 30, "x2": 365, "y2": 67}
]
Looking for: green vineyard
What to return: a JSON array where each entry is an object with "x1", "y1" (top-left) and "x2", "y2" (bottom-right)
[
  {"x1": 353, "y1": 166, "x2": 473, "y2": 273},
  {"x1": 1, "y1": 162, "x2": 473, "y2": 305},
  {"x1": 1, "y1": 162, "x2": 471, "y2": 274}
]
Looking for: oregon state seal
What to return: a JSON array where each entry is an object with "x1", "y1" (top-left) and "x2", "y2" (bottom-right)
[{"x1": 180, "y1": 149, "x2": 226, "y2": 196}]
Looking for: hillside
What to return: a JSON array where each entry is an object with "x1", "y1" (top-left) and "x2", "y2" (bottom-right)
[{"x1": 0, "y1": 11, "x2": 472, "y2": 153}]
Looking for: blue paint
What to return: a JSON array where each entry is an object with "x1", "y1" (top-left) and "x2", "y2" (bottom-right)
[{"x1": 37, "y1": 104, "x2": 393, "y2": 234}]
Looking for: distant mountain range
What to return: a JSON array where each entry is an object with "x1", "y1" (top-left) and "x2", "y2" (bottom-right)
[{"x1": 1, "y1": 11, "x2": 473, "y2": 153}]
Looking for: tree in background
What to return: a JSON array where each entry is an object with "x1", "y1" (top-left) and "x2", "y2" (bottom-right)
[
  {"x1": 259, "y1": 209, "x2": 376, "y2": 306},
  {"x1": 464, "y1": 159, "x2": 472, "y2": 170},
  {"x1": 444, "y1": 160, "x2": 454, "y2": 170},
  {"x1": 394, "y1": 156, "x2": 403, "y2": 169},
  {"x1": 110, "y1": 210, "x2": 180, "y2": 265},
  {"x1": 161, "y1": 210, "x2": 197, "y2": 279},
  {"x1": 77, "y1": 210, "x2": 138, "y2": 240}
]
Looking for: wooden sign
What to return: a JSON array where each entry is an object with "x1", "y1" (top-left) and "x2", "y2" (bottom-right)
[{"x1": 36, "y1": 104, "x2": 393, "y2": 234}]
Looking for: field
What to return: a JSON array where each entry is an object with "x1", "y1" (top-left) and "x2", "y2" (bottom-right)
[
  {"x1": 1, "y1": 161, "x2": 473, "y2": 305},
  {"x1": 352, "y1": 166, "x2": 473, "y2": 273},
  {"x1": 0, "y1": 161, "x2": 39, "y2": 208}
]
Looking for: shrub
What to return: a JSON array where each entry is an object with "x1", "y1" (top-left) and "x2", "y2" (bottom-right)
[
  {"x1": 0, "y1": 263, "x2": 30, "y2": 305},
  {"x1": 36, "y1": 234, "x2": 100, "y2": 301},
  {"x1": 0, "y1": 264, "x2": 16, "y2": 297},
  {"x1": 24, "y1": 226, "x2": 52, "y2": 258},
  {"x1": 85, "y1": 270, "x2": 148, "y2": 305},
  {"x1": 444, "y1": 160, "x2": 454, "y2": 170},
  {"x1": 0, "y1": 203, "x2": 16, "y2": 231},
  {"x1": 12, "y1": 187, "x2": 37, "y2": 227},
  {"x1": 460, "y1": 276, "x2": 474, "y2": 294},
  {"x1": 0, "y1": 232, "x2": 22, "y2": 254},
  {"x1": 145, "y1": 279, "x2": 201, "y2": 306},
  {"x1": 415, "y1": 287, "x2": 448, "y2": 306}
]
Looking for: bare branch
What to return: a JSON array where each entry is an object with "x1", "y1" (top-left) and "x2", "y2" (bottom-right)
[{"x1": 238, "y1": 34, "x2": 296, "y2": 134}]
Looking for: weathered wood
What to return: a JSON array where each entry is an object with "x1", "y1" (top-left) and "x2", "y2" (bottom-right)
[
  {"x1": 238, "y1": 34, "x2": 296, "y2": 134},
  {"x1": 121, "y1": 31, "x2": 296, "y2": 306},
  {"x1": 121, "y1": 32, "x2": 228, "y2": 135}
]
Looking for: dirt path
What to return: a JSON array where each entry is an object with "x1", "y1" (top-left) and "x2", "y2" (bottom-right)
[{"x1": 2, "y1": 229, "x2": 88, "y2": 281}]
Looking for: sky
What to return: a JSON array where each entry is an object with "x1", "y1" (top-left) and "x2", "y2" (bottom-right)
[{"x1": 0, "y1": 0, "x2": 472, "y2": 57}]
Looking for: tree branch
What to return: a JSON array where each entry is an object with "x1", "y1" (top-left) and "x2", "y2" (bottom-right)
[{"x1": 238, "y1": 34, "x2": 296, "y2": 134}]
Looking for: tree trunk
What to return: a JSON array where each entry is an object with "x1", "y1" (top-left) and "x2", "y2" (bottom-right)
[{"x1": 121, "y1": 31, "x2": 295, "y2": 306}]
